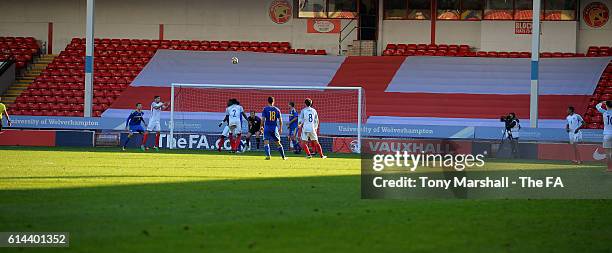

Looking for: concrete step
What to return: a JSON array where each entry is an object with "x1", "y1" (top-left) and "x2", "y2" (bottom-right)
[
  {"x1": 8, "y1": 86, "x2": 27, "y2": 90},
  {"x1": 31, "y1": 63, "x2": 49, "y2": 67},
  {"x1": 4, "y1": 91, "x2": 22, "y2": 96},
  {"x1": 5, "y1": 87, "x2": 24, "y2": 92}
]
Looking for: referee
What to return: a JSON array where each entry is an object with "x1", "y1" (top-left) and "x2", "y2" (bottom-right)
[{"x1": 0, "y1": 97, "x2": 11, "y2": 132}]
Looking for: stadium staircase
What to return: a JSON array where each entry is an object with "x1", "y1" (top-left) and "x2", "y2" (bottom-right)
[
  {"x1": 2, "y1": 54, "x2": 55, "y2": 106},
  {"x1": 10, "y1": 38, "x2": 328, "y2": 117}
]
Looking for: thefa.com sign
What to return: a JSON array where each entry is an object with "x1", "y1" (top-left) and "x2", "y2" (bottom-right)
[{"x1": 158, "y1": 133, "x2": 241, "y2": 150}]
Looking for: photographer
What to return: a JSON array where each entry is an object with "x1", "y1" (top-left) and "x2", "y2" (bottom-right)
[{"x1": 500, "y1": 112, "x2": 520, "y2": 157}]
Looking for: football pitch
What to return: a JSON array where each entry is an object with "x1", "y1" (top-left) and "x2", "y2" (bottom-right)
[{"x1": 0, "y1": 146, "x2": 611, "y2": 252}]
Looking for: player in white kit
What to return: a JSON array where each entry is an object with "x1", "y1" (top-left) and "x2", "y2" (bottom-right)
[
  {"x1": 566, "y1": 106, "x2": 584, "y2": 164},
  {"x1": 299, "y1": 98, "x2": 326, "y2": 159},
  {"x1": 143, "y1": 96, "x2": 168, "y2": 151},
  {"x1": 216, "y1": 99, "x2": 234, "y2": 152},
  {"x1": 596, "y1": 101, "x2": 612, "y2": 172},
  {"x1": 224, "y1": 98, "x2": 248, "y2": 153}
]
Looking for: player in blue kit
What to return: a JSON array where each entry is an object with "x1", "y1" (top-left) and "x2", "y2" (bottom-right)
[
  {"x1": 287, "y1": 102, "x2": 301, "y2": 154},
  {"x1": 122, "y1": 103, "x2": 147, "y2": 151},
  {"x1": 261, "y1": 96, "x2": 287, "y2": 160}
]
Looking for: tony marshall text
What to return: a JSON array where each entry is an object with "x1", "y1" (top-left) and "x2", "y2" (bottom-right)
[{"x1": 372, "y1": 176, "x2": 564, "y2": 189}]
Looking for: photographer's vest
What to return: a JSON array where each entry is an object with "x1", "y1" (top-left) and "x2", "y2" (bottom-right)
[{"x1": 509, "y1": 119, "x2": 520, "y2": 138}]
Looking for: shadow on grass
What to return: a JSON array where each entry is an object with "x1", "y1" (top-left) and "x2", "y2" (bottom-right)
[
  {"x1": 0, "y1": 146, "x2": 361, "y2": 159},
  {"x1": 0, "y1": 173, "x2": 611, "y2": 253}
]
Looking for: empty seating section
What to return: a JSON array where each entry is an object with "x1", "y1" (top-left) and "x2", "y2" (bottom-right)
[
  {"x1": 383, "y1": 44, "x2": 473, "y2": 56},
  {"x1": 384, "y1": 43, "x2": 612, "y2": 58},
  {"x1": 11, "y1": 38, "x2": 326, "y2": 117},
  {"x1": 0, "y1": 37, "x2": 40, "y2": 70},
  {"x1": 584, "y1": 61, "x2": 612, "y2": 129},
  {"x1": 587, "y1": 46, "x2": 611, "y2": 57}
]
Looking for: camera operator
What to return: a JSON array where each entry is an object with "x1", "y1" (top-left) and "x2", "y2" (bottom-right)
[{"x1": 500, "y1": 112, "x2": 520, "y2": 157}]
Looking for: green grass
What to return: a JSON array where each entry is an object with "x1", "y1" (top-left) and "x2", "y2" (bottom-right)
[{"x1": 0, "y1": 146, "x2": 611, "y2": 252}]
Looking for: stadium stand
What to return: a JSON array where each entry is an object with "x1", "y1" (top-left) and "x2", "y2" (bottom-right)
[
  {"x1": 101, "y1": 51, "x2": 610, "y2": 128},
  {"x1": 382, "y1": 43, "x2": 611, "y2": 58},
  {"x1": 11, "y1": 38, "x2": 326, "y2": 117},
  {"x1": 7, "y1": 35, "x2": 610, "y2": 130},
  {"x1": 583, "y1": 61, "x2": 612, "y2": 129},
  {"x1": 0, "y1": 36, "x2": 40, "y2": 71}
]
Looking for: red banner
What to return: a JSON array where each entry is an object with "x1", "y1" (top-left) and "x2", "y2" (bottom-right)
[
  {"x1": 538, "y1": 143, "x2": 606, "y2": 162},
  {"x1": 333, "y1": 137, "x2": 359, "y2": 153},
  {"x1": 333, "y1": 138, "x2": 473, "y2": 154},
  {"x1": 0, "y1": 130, "x2": 56, "y2": 146},
  {"x1": 307, "y1": 19, "x2": 341, "y2": 34}
]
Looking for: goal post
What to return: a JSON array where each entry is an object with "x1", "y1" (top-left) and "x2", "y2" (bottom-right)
[{"x1": 169, "y1": 83, "x2": 365, "y2": 153}]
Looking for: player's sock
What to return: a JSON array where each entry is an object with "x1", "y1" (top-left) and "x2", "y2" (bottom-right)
[
  {"x1": 575, "y1": 147, "x2": 581, "y2": 162},
  {"x1": 264, "y1": 144, "x2": 271, "y2": 157},
  {"x1": 309, "y1": 142, "x2": 316, "y2": 154},
  {"x1": 315, "y1": 142, "x2": 324, "y2": 157},
  {"x1": 229, "y1": 134, "x2": 235, "y2": 151},
  {"x1": 154, "y1": 133, "x2": 160, "y2": 148},
  {"x1": 122, "y1": 136, "x2": 131, "y2": 147},
  {"x1": 246, "y1": 137, "x2": 251, "y2": 149},
  {"x1": 301, "y1": 142, "x2": 311, "y2": 156},
  {"x1": 256, "y1": 137, "x2": 260, "y2": 149},
  {"x1": 235, "y1": 134, "x2": 242, "y2": 151},
  {"x1": 141, "y1": 133, "x2": 148, "y2": 146},
  {"x1": 277, "y1": 145, "x2": 286, "y2": 159},
  {"x1": 293, "y1": 140, "x2": 301, "y2": 151},
  {"x1": 218, "y1": 137, "x2": 225, "y2": 152}
]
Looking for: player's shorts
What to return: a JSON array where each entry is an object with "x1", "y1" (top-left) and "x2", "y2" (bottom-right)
[
  {"x1": 221, "y1": 126, "x2": 230, "y2": 137},
  {"x1": 147, "y1": 120, "x2": 161, "y2": 132},
  {"x1": 0, "y1": 120, "x2": 3, "y2": 132},
  {"x1": 228, "y1": 120, "x2": 241, "y2": 128},
  {"x1": 301, "y1": 131, "x2": 318, "y2": 141},
  {"x1": 263, "y1": 128, "x2": 280, "y2": 142},
  {"x1": 129, "y1": 125, "x2": 145, "y2": 134},
  {"x1": 228, "y1": 123, "x2": 241, "y2": 135},
  {"x1": 603, "y1": 134, "x2": 612, "y2": 149},
  {"x1": 288, "y1": 127, "x2": 298, "y2": 137},
  {"x1": 248, "y1": 127, "x2": 260, "y2": 135},
  {"x1": 568, "y1": 131, "x2": 583, "y2": 144}
]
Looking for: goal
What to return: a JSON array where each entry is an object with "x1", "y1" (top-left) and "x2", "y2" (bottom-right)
[{"x1": 169, "y1": 83, "x2": 365, "y2": 153}]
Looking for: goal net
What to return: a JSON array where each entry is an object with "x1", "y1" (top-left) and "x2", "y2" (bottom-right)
[{"x1": 169, "y1": 83, "x2": 365, "y2": 153}]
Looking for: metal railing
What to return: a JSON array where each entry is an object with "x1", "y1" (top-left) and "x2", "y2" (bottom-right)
[
  {"x1": 338, "y1": 17, "x2": 358, "y2": 55},
  {"x1": 338, "y1": 15, "x2": 378, "y2": 56}
]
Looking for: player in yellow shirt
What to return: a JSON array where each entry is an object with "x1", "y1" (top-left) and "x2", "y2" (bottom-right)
[{"x1": 0, "y1": 97, "x2": 12, "y2": 132}]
